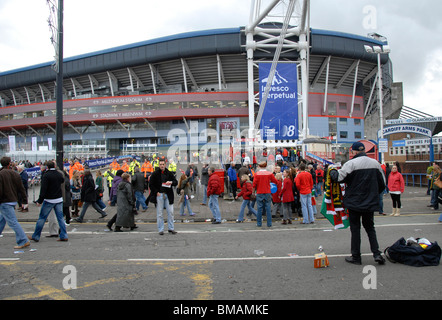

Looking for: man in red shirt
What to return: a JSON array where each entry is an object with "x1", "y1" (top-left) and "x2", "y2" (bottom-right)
[
  {"x1": 295, "y1": 163, "x2": 315, "y2": 224},
  {"x1": 253, "y1": 161, "x2": 278, "y2": 227},
  {"x1": 207, "y1": 167, "x2": 222, "y2": 224}
]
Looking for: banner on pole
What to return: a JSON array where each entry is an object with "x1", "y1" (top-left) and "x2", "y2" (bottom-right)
[
  {"x1": 259, "y1": 63, "x2": 299, "y2": 140},
  {"x1": 8, "y1": 136, "x2": 16, "y2": 152}
]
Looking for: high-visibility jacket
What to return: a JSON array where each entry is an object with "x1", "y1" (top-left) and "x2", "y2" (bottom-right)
[
  {"x1": 110, "y1": 160, "x2": 120, "y2": 171},
  {"x1": 69, "y1": 162, "x2": 84, "y2": 179},
  {"x1": 168, "y1": 161, "x2": 177, "y2": 173},
  {"x1": 121, "y1": 163, "x2": 129, "y2": 172},
  {"x1": 141, "y1": 161, "x2": 153, "y2": 177},
  {"x1": 152, "y1": 159, "x2": 159, "y2": 171},
  {"x1": 129, "y1": 159, "x2": 140, "y2": 174},
  {"x1": 103, "y1": 169, "x2": 116, "y2": 187}
]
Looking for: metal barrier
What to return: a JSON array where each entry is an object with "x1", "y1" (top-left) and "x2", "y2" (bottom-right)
[{"x1": 402, "y1": 173, "x2": 428, "y2": 188}]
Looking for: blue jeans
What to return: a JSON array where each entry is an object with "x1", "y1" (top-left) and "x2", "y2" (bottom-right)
[
  {"x1": 256, "y1": 193, "x2": 272, "y2": 227},
  {"x1": 238, "y1": 199, "x2": 257, "y2": 221},
  {"x1": 201, "y1": 185, "x2": 208, "y2": 205},
  {"x1": 209, "y1": 194, "x2": 221, "y2": 222},
  {"x1": 97, "y1": 197, "x2": 106, "y2": 210},
  {"x1": 77, "y1": 201, "x2": 106, "y2": 222},
  {"x1": 32, "y1": 201, "x2": 68, "y2": 241},
  {"x1": 300, "y1": 193, "x2": 315, "y2": 224},
  {"x1": 179, "y1": 197, "x2": 195, "y2": 216},
  {"x1": 134, "y1": 190, "x2": 147, "y2": 210},
  {"x1": 156, "y1": 193, "x2": 174, "y2": 232},
  {"x1": 0, "y1": 203, "x2": 29, "y2": 246}
]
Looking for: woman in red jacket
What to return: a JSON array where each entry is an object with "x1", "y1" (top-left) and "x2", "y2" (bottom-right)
[
  {"x1": 388, "y1": 165, "x2": 405, "y2": 216},
  {"x1": 281, "y1": 169, "x2": 295, "y2": 224},
  {"x1": 235, "y1": 175, "x2": 257, "y2": 222}
]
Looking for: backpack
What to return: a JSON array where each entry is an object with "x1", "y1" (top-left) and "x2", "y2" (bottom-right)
[{"x1": 384, "y1": 237, "x2": 441, "y2": 267}]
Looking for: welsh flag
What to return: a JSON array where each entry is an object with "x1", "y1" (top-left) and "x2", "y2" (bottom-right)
[
  {"x1": 320, "y1": 196, "x2": 349, "y2": 229},
  {"x1": 321, "y1": 168, "x2": 349, "y2": 229}
]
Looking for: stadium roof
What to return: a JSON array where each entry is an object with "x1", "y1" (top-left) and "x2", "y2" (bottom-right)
[{"x1": 0, "y1": 26, "x2": 389, "y2": 107}]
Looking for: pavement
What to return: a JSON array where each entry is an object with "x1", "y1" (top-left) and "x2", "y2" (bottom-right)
[{"x1": 16, "y1": 183, "x2": 442, "y2": 225}]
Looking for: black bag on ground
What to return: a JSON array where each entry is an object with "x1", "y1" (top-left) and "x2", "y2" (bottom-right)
[{"x1": 384, "y1": 237, "x2": 441, "y2": 267}]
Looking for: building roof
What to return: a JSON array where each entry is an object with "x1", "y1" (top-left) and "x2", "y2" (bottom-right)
[{"x1": 0, "y1": 26, "x2": 389, "y2": 110}]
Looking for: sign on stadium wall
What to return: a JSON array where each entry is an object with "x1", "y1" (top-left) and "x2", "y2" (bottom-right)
[
  {"x1": 380, "y1": 125, "x2": 432, "y2": 138},
  {"x1": 259, "y1": 63, "x2": 299, "y2": 140}
]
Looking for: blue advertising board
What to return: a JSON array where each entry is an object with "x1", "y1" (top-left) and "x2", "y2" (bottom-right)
[{"x1": 259, "y1": 63, "x2": 299, "y2": 140}]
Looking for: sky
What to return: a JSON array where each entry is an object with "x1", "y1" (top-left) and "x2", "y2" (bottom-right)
[{"x1": 0, "y1": 0, "x2": 441, "y2": 116}]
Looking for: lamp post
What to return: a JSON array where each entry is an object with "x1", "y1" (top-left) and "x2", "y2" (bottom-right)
[{"x1": 364, "y1": 44, "x2": 390, "y2": 163}]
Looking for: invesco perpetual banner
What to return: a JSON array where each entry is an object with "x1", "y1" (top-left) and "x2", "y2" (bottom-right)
[{"x1": 259, "y1": 63, "x2": 299, "y2": 140}]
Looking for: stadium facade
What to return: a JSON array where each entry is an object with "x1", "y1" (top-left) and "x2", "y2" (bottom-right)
[{"x1": 0, "y1": 25, "x2": 395, "y2": 162}]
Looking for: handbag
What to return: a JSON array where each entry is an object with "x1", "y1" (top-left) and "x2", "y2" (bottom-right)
[{"x1": 384, "y1": 237, "x2": 441, "y2": 267}]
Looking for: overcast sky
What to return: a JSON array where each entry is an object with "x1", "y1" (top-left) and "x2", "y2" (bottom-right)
[{"x1": 0, "y1": 0, "x2": 441, "y2": 116}]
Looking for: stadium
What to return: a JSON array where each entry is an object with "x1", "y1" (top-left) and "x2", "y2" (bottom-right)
[{"x1": 0, "y1": 1, "x2": 407, "y2": 164}]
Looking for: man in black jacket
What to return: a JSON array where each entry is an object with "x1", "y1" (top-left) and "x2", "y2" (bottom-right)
[
  {"x1": 149, "y1": 158, "x2": 178, "y2": 235},
  {"x1": 29, "y1": 161, "x2": 68, "y2": 242},
  {"x1": 75, "y1": 169, "x2": 107, "y2": 223},
  {"x1": 0, "y1": 157, "x2": 30, "y2": 249},
  {"x1": 332, "y1": 142, "x2": 386, "y2": 265}
]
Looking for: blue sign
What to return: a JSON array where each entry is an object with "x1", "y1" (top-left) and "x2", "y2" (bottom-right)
[{"x1": 259, "y1": 63, "x2": 299, "y2": 140}]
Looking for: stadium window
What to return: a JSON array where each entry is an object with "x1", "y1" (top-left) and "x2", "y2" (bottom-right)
[
  {"x1": 328, "y1": 102, "x2": 336, "y2": 116},
  {"x1": 354, "y1": 119, "x2": 361, "y2": 125},
  {"x1": 354, "y1": 132, "x2": 362, "y2": 139},
  {"x1": 339, "y1": 118, "x2": 347, "y2": 125},
  {"x1": 339, "y1": 103, "x2": 347, "y2": 110},
  {"x1": 339, "y1": 131, "x2": 348, "y2": 139},
  {"x1": 329, "y1": 118, "x2": 337, "y2": 135},
  {"x1": 353, "y1": 104, "x2": 361, "y2": 111}
]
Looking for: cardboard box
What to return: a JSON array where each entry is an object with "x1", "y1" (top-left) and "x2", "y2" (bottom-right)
[{"x1": 314, "y1": 252, "x2": 330, "y2": 268}]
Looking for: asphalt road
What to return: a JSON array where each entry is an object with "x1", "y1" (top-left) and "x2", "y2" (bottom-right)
[{"x1": 1, "y1": 212, "x2": 441, "y2": 303}]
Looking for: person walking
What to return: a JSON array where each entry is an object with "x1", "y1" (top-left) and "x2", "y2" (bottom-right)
[
  {"x1": 227, "y1": 162, "x2": 238, "y2": 199},
  {"x1": 430, "y1": 163, "x2": 441, "y2": 211},
  {"x1": 235, "y1": 174, "x2": 257, "y2": 222},
  {"x1": 0, "y1": 157, "x2": 31, "y2": 249},
  {"x1": 331, "y1": 142, "x2": 386, "y2": 265},
  {"x1": 253, "y1": 161, "x2": 278, "y2": 228},
  {"x1": 200, "y1": 163, "x2": 209, "y2": 206},
  {"x1": 109, "y1": 170, "x2": 124, "y2": 206},
  {"x1": 17, "y1": 164, "x2": 29, "y2": 212},
  {"x1": 295, "y1": 163, "x2": 315, "y2": 224},
  {"x1": 74, "y1": 169, "x2": 107, "y2": 223},
  {"x1": 62, "y1": 168, "x2": 72, "y2": 225},
  {"x1": 207, "y1": 167, "x2": 222, "y2": 224},
  {"x1": 132, "y1": 167, "x2": 148, "y2": 212},
  {"x1": 178, "y1": 171, "x2": 196, "y2": 216},
  {"x1": 388, "y1": 165, "x2": 405, "y2": 217},
  {"x1": 149, "y1": 157, "x2": 178, "y2": 235},
  {"x1": 281, "y1": 169, "x2": 294, "y2": 224},
  {"x1": 28, "y1": 160, "x2": 68, "y2": 242},
  {"x1": 95, "y1": 170, "x2": 107, "y2": 211},
  {"x1": 115, "y1": 173, "x2": 137, "y2": 232},
  {"x1": 70, "y1": 170, "x2": 82, "y2": 217}
]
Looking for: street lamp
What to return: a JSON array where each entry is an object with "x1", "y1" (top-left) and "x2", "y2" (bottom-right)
[{"x1": 364, "y1": 44, "x2": 390, "y2": 163}]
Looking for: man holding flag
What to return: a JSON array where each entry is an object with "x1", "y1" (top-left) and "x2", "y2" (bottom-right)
[{"x1": 329, "y1": 142, "x2": 386, "y2": 266}]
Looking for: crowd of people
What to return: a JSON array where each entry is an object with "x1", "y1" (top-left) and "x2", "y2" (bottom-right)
[{"x1": 1, "y1": 145, "x2": 441, "y2": 254}]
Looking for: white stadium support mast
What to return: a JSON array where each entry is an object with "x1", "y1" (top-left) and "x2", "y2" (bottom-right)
[{"x1": 245, "y1": 0, "x2": 310, "y2": 147}]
